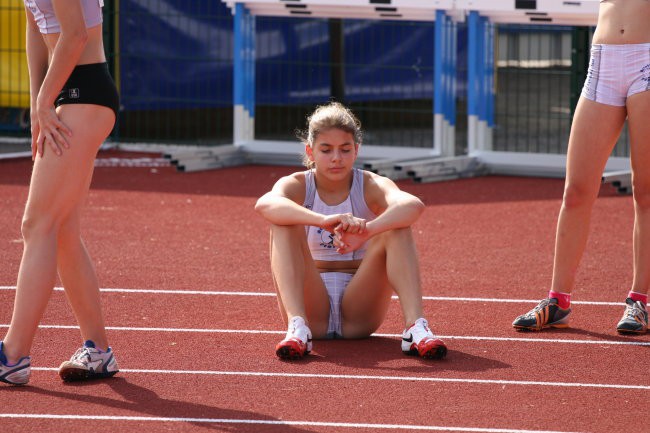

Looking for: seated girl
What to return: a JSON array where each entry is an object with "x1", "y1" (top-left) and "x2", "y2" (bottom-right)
[{"x1": 255, "y1": 102, "x2": 447, "y2": 360}]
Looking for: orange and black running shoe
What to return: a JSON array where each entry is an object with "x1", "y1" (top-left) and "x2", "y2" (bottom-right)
[{"x1": 512, "y1": 298, "x2": 571, "y2": 331}]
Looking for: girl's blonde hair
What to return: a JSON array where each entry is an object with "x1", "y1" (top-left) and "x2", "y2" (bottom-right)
[{"x1": 298, "y1": 102, "x2": 362, "y2": 169}]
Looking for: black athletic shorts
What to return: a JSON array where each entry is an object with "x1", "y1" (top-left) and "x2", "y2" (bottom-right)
[{"x1": 55, "y1": 62, "x2": 119, "y2": 119}]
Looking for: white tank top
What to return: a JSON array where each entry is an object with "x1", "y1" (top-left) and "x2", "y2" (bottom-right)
[
  {"x1": 304, "y1": 168, "x2": 376, "y2": 261},
  {"x1": 24, "y1": 0, "x2": 103, "y2": 34}
]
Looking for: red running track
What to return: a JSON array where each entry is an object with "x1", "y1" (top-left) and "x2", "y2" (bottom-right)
[{"x1": 0, "y1": 150, "x2": 647, "y2": 433}]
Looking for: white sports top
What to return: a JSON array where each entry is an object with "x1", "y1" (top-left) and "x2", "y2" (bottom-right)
[
  {"x1": 24, "y1": 0, "x2": 103, "y2": 34},
  {"x1": 304, "y1": 168, "x2": 377, "y2": 261}
]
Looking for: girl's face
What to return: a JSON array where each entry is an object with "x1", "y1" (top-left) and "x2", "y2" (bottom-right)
[{"x1": 305, "y1": 128, "x2": 358, "y2": 180}]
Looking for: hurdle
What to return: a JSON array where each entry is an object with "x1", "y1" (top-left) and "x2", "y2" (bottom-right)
[
  {"x1": 602, "y1": 171, "x2": 632, "y2": 195},
  {"x1": 168, "y1": 0, "x2": 631, "y2": 187},
  {"x1": 206, "y1": 0, "x2": 460, "y2": 174}
]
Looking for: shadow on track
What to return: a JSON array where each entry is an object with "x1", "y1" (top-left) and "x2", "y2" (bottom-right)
[
  {"x1": 7, "y1": 378, "x2": 313, "y2": 433},
  {"x1": 287, "y1": 336, "x2": 512, "y2": 374}
]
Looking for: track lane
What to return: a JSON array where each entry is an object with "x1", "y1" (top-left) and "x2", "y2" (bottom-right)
[
  {"x1": 2, "y1": 327, "x2": 647, "y2": 389},
  {"x1": 0, "y1": 367, "x2": 638, "y2": 433},
  {"x1": 0, "y1": 291, "x2": 645, "y2": 346}
]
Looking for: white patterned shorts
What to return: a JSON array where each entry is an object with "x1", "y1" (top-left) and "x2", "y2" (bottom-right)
[
  {"x1": 582, "y1": 43, "x2": 650, "y2": 107},
  {"x1": 320, "y1": 272, "x2": 354, "y2": 339}
]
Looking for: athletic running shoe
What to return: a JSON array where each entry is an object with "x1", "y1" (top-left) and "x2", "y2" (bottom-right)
[
  {"x1": 58, "y1": 340, "x2": 119, "y2": 382},
  {"x1": 512, "y1": 298, "x2": 571, "y2": 331},
  {"x1": 401, "y1": 318, "x2": 447, "y2": 359},
  {"x1": 0, "y1": 342, "x2": 31, "y2": 385},
  {"x1": 616, "y1": 298, "x2": 648, "y2": 335},
  {"x1": 276, "y1": 316, "x2": 312, "y2": 360}
]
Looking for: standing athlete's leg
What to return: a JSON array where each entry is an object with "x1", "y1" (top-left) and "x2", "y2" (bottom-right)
[
  {"x1": 2, "y1": 105, "x2": 112, "y2": 365},
  {"x1": 552, "y1": 97, "x2": 627, "y2": 294},
  {"x1": 617, "y1": 90, "x2": 650, "y2": 334},
  {"x1": 54, "y1": 105, "x2": 113, "y2": 352},
  {"x1": 513, "y1": 97, "x2": 626, "y2": 331}
]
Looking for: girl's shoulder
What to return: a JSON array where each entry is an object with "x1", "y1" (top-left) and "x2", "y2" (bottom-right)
[
  {"x1": 360, "y1": 169, "x2": 398, "y2": 192},
  {"x1": 272, "y1": 170, "x2": 308, "y2": 202}
]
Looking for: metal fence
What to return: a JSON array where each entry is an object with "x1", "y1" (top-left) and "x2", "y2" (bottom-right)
[
  {"x1": 493, "y1": 24, "x2": 629, "y2": 156},
  {"x1": 254, "y1": 16, "x2": 436, "y2": 148},
  {"x1": 0, "y1": 2, "x2": 631, "y2": 157}
]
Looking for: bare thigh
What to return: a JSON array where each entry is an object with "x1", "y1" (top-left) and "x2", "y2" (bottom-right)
[
  {"x1": 340, "y1": 236, "x2": 392, "y2": 338},
  {"x1": 627, "y1": 90, "x2": 650, "y2": 189},
  {"x1": 24, "y1": 104, "x2": 115, "y2": 224},
  {"x1": 564, "y1": 97, "x2": 627, "y2": 194},
  {"x1": 269, "y1": 226, "x2": 331, "y2": 338}
]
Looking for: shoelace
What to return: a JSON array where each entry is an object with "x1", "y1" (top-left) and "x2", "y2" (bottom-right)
[
  {"x1": 70, "y1": 347, "x2": 92, "y2": 364},
  {"x1": 623, "y1": 302, "x2": 646, "y2": 320},
  {"x1": 522, "y1": 298, "x2": 552, "y2": 318},
  {"x1": 411, "y1": 320, "x2": 435, "y2": 341}
]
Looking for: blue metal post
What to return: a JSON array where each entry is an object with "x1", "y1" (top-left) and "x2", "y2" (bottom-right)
[
  {"x1": 467, "y1": 11, "x2": 479, "y2": 120},
  {"x1": 434, "y1": 10, "x2": 445, "y2": 125},
  {"x1": 233, "y1": 3, "x2": 255, "y2": 143}
]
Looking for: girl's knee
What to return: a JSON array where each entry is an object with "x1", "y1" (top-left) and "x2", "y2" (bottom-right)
[
  {"x1": 341, "y1": 320, "x2": 378, "y2": 339},
  {"x1": 270, "y1": 223, "x2": 303, "y2": 235},
  {"x1": 633, "y1": 182, "x2": 650, "y2": 211},
  {"x1": 562, "y1": 182, "x2": 598, "y2": 210},
  {"x1": 21, "y1": 212, "x2": 57, "y2": 241}
]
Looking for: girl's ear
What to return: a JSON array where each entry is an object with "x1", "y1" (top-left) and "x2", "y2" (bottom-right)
[{"x1": 305, "y1": 144, "x2": 314, "y2": 162}]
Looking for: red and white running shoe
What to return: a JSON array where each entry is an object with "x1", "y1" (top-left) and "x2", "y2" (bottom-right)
[
  {"x1": 276, "y1": 316, "x2": 313, "y2": 360},
  {"x1": 401, "y1": 318, "x2": 447, "y2": 359}
]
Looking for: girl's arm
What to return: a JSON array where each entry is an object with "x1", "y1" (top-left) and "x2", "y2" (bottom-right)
[
  {"x1": 334, "y1": 173, "x2": 424, "y2": 253},
  {"x1": 255, "y1": 174, "x2": 325, "y2": 227},
  {"x1": 255, "y1": 173, "x2": 356, "y2": 232},
  {"x1": 24, "y1": 5, "x2": 48, "y2": 160},
  {"x1": 32, "y1": 0, "x2": 89, "y2": 157},
  {"x1": 363, "y1": 173, "x2": 425, "y2": 237}
]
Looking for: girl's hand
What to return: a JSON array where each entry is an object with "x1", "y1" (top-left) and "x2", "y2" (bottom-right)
[
  {"x1": 334, "y1": 213, "x2": 366, "y2": 234},
  {"x1": 29, "y1": 111, "x2": 40, "y2": 161},
  {"x1": 333, "y1": 228, "x2": 370, "y2": 255},
  {"x1": 321, "y1": 213, "x2": 366, "y2": 234},
  {"x1": 34, "y1": 105, "x2": 72, "y2": 157}
]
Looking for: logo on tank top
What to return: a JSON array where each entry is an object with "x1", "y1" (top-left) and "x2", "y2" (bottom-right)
[
  {"x1": 317, "y1": 228, "x2": 335, "y2": 249},
  {"x1": 69, "y1": 88, "x2": 80, "y2": 99}
]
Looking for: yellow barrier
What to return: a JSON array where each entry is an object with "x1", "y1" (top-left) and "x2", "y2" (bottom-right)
[{"x1": 0, "y1": 0, "x2": 29, "y2": 108}]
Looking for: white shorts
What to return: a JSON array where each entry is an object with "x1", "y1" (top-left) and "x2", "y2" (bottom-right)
[
  {"x1": 320, "y1": 272, "x2": 353, "y2": 339},
  {"x1": 581, "y1": 43, "x2": 650, "y2": 106}
]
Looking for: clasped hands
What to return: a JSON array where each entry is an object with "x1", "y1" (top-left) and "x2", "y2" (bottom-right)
[{"x1": 321, "y1": 213, "x2": 369, "y2": 255}]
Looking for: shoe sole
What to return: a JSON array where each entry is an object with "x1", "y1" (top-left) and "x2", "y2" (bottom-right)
[
  {"x1": 59, "y1": 367, "x2": 118, "y2": 382},
  {"x1": 513, "y1": 323, "x2": 569, "y2": 332},
  {"x1": 616, "y1": 327, "x2": 647, "y2": 335},
  {"x1": 403, "y1": 342, "x2": 447, "y2": 360},
  {"x1": 421, "y1": 345, "x2": 447, "y2": 360},
  {"x1": 275, "y1": 341, "x2": 309, "y2": 360}
]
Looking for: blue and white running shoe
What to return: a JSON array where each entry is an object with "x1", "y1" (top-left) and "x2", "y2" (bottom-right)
[
  {"x1": 0, "y1": 341, "x2": 31, "y2": 385},
  {"x1": 58, "y1": 340, "x2": 119, "y2": 382}
]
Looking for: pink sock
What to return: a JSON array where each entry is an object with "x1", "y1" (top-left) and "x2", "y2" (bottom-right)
[
  {"x1": 548, "y1": 290, "x2": 571, "y2": 309},
  {"x1": 628, "y1": 291, "x2": 648, "y2": 306}
]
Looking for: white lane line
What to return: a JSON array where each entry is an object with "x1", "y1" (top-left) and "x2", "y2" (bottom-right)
[
  {"x1": 28, "y1": 367, "x2": 650, "y2": 390},
  {"x1": 2, "y1": 324, "x2": 648, "y2": 346},
  {"x1": 0, "y1": 414, "x2": 582, "y2": 433},
  {"x1": 0, "y1": 286, "x2": 623, "y2": 306}
]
